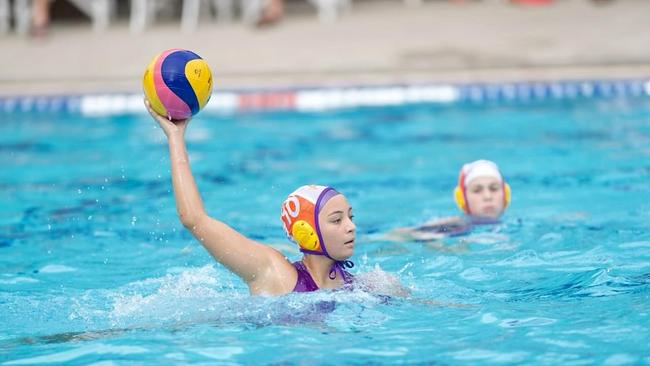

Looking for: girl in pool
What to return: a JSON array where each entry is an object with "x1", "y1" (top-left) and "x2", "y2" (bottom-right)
[
  {"x1": 145, "y1": 101, "x2": 406, "y2": 296},
  {"x1": 386, "y1": 159, "x2": 511, "y2": 242}
]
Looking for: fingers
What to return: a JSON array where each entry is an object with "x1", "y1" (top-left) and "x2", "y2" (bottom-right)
[
  {"x1": 143, "y1": 99, "x2": 164, "y2": 121},
  {"x1": 143, "y1": 98, "x2": 158, "y2": 119},
  {"x1": 143, "y1": 98, "x2": 191, "y2": 132}
]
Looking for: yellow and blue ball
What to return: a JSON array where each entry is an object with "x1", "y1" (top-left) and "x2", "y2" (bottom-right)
[{"x1": 143, "y1": 49, "x2": 213, "y2": 120}]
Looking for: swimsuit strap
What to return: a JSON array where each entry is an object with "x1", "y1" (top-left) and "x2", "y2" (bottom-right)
[
  {"x1": 293, "y1": 260, "x2": 355, "y2": 292},
  {"x1": 292, "y1": 261, "x2": 319, "y2": 292},
  {"x1": 329, "y1": 260, "x2": 354, "y2": 284}
]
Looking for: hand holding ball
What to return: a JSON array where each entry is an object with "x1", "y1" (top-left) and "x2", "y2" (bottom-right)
[{"x1": 143, "y1": 49, "x2": 213, "y2": 121}]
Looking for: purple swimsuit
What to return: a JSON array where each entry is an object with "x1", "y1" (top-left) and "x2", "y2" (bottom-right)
[{"x1": 292, "y1": 261, "x2": 353, "y2": 293}]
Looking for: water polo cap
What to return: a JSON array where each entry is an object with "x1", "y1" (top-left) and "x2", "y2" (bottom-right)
[
  {"x1": 280, "y1": 185, "x2": 354, "y2": 279},
  {"x1": 453, "y1": 160, "x2": 511, "y2": 214}
]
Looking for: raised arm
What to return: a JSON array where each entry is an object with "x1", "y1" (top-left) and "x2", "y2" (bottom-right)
[{"x1": 146, "y1": 101, "x2": 292, "y2": 290}]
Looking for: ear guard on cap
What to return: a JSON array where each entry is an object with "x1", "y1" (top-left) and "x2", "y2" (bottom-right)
[
  {"x1": 454, "y1": 185, "x2": 468, "y2": 213},
  {"x1": 453, "y1": 182, "x2": 511, "y2": 214},
  {"x1": 454, "y1": 169, "x2": 470, "y2": 214},
  {"x1": 503, "y1": 182, "x2": 511, "y2": 207},
  {"x1": 291, "y1": 220, "x2": 321, "y2": 252}
]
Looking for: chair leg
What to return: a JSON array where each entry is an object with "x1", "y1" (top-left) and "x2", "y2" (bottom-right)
[
  {"x1": 130, "y1": 0, "x2": 149, "y2": 33},
  {"x1": 340, "y1": 0, "x2": 352, "y2": 13},
  {"x1": 109, "y1": 0, "x2": 118, "y2": 18},
  {"x1": 213, "y1": 0, "x2": 234, "y2": 23},
  {"x1": 241, "y1": 0, "x2": 264, "y2": 25},
  {"x1": 13, "y1": 0, "x2": 31, "y2": 36},
  {"x1": 404, "y1": 0, "x2": 423, "y2": 6},
  {"x1": 181, "y1": 0, "x2": 200, "y2": 32},
  {"x1": 91, "y1": 0, "x2": 110, "y2": 32},
  {"x1": 0, "y1": 0, "x2": 9, "y2": 34},
  {"x1": 310, "y1": 0, "x2": 343, "y2": 23}
]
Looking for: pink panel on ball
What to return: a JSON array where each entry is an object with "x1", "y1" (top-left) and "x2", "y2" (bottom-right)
[{"x1": 153, "y1": 49, "x2": 192, "y2": 120}]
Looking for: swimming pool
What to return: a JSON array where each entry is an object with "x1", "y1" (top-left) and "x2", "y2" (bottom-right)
[{"x1": 2, "y1": 83, "x2": 650, "y2": 365}]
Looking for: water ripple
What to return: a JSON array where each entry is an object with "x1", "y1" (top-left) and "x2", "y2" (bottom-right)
[
  {"x1": 3, "y1": 344, "x2": 148, "y2": 365},
  {"x1": 501, "y1": 269, "x2": 650, "y2": 301}
]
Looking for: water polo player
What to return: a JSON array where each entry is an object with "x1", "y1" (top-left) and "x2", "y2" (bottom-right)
[
  {"x1": 144, "y1": 100, "x2": 407, "y2": 296},
  {"x1": 386, "y1": 159, "x2": 511, "y2": 242}
]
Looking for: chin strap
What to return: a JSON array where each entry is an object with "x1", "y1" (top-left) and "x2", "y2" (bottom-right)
[{"x1": 328, "y1": 260, "x2": 354, "y2": 280}]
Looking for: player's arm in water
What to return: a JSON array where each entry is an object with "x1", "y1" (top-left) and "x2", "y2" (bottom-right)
[
  {"x1": 146, "y1": 100, "x2": 295, "y2": 295},
  {"x1": 383, "y1": 216, "x2": 471, "y2": 242},
  {"x1": 384, "y1": 160, "x2": 509, "y2": 243}
]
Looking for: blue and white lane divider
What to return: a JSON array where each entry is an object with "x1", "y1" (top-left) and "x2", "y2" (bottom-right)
[{"x1": 1, "y1": 79, "x2": 649, "y2": 116}]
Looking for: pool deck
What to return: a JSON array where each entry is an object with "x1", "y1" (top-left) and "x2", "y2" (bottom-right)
[{"x1": 2, "y1": 0, "x2": 650, "y2": 96}]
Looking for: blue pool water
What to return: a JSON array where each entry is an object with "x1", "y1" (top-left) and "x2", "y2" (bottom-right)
[{"x1": 1, "y1": 97, "x2": 650, "y2": 365}]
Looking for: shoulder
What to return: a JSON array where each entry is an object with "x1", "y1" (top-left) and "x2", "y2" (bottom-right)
[{"x1": 249, "y1": 249, "x2": 298, "y2": 295}]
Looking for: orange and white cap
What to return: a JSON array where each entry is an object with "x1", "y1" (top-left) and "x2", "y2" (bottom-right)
[{"x1": 280, "y1": 185, "x2": 340, "y2": 256}]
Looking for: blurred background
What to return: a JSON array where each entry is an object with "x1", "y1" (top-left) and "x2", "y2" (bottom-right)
[{"x1": 1, "y1": 0, "x2": 650, "y2": 96}]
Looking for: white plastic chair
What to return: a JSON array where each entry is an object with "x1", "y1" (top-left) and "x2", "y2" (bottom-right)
[
  {"x1": 131, "y1": 0, "x2": 235, "y2": 33},
  {"x1": 0, "y1": 0, "x2": 29, "y2": 35},
  {"x1": 239, "y1": 0, "x2": 351, "y2": 25},
  {"x1": 129, "y1": 0, "x2": 155, "y2": 33},
  {"x1": 181, "y1": 0, "x2": 235, "y2": 32},
  {"x1": 238, "y1": 0, "x2": 269, "y2": 25},
  {"x1": 307, "y1": 0, "x2": 351, "y2": 23},
  {"x1": 12, "y1": 0, "x2": 31, "y2": 36},
  {"x1": 4, "y1": 0, "x2": 113, "y2": 35},
  {"x1": 130, "y1": 0, "x2": 352, "y2": 33},
  {"x1": 66, "y1": 0, "x2": 113, "y2": 33},
  {"x1": 0, "y1": 0, "x2": 9, "y2": 34},
  {"x1": 200, "y1": 0, "x2": 354, "y2": 28}
]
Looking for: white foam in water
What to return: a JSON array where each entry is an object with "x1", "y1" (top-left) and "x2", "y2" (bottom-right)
[
  {"x1": 604, "y1": 353, "x2": 637, "y2": 366},
  {"x1": 165, "y1": 266, "x2": 196, "y2": 274},
  {"x1": 102, "y1": 264, "x2": 390, "y2": 330},
  {"x1": 464, "y1": 232, "x2": 509, "y2": 245},
  {"x1": 495, "y1": 250, "x2": 548, "y2": 267},
  {"x1": 541, "y1": 250, "x2": 581, "y2": 259},
  {"x1": 422, "y1": 256, "x2": 463, "y2": 273},
  {"x1": 87, "y1": 362, "x2": 120, "y2": 366},
  {"x1": 0, "y1": 276, "x2": 39, "y2": 284},
  {"x1": 480, "y1": 313, "x2": 498, "y2": 324},
  {"x1": 354, "y1": 264, "x2": 411, "y2": 297},
  {"x1": 498, "y1": 317, "x2": 557, "y2": 328},
  {"x1": 538, "y1": 232, "x2": 563, "y2": 244},
  {"x1": 339, "y1": 347, "x2": 409, "y2": 357},
  {"x1": 537, "y1": 338, "x2": 588, "y2": 349},
  {"x1": 187, "y1": 347, "x2": 244, "y2": 361},
  {"x1": 164, "y1": 353, "x2": 186, "y2": 362},
  {"x1": 39, "y1": 264, "x2": 77, "y2": 274},
  {"x1": 459, "y1": 267, "x2": 493, "y2": 282},
  {"x1": 93, "y1": 230, "x2": 117, "y2": 237},
  {"x1": 448, "y1": 349, "x2": 528, "y2": 363},
  {"x1": 109, "y1": 265, "x2": 230, "y2": 327},
  {"x1": 619, "y1": 241, "x2": 650, "y2": 249}
]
